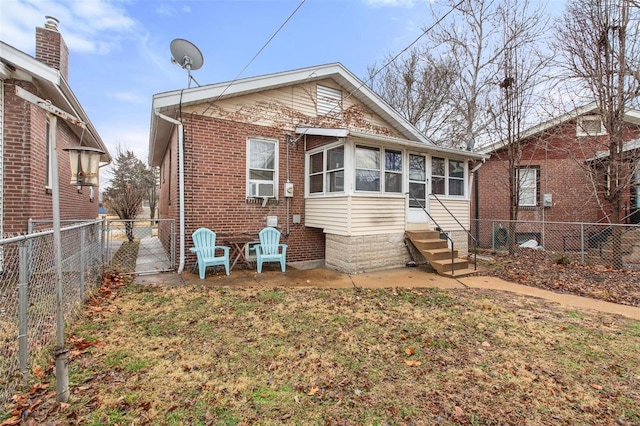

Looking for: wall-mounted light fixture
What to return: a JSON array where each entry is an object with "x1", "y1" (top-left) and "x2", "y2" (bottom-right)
[{"x1": 63, "y1": 146, "x2": 104, "y2": 186}]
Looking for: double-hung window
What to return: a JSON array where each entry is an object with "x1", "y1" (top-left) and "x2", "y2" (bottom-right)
[
  {"x1": 355, "y1": 146, "x2": 404, "y2": 193},
  {"x1": 247, "y1": 138, "x2": 277, "y2": 198},
  {"x1": 355, "y1": 146, "x2": 381, "y2": 192},
  {"x1": 309, "y1": 145, "x2": 344, "y2": 195},
  {"x1": 517, "y1": 167, "x2": 539, "y2": 206},
  {"x1": 432, "y1": 157, "x2": 465, "y2": 196},
  {"x1": 384, "y1": 149, "x2": 403, "y2": 193}
]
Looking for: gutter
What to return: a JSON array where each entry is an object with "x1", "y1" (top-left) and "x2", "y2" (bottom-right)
[{"x1": 154, "y1": 110, "x2": 186, "y2": 273}]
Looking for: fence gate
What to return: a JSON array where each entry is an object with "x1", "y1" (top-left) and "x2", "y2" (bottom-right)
[{"x1": 105, "y1": 219, "x2": 175, "y2": 274}]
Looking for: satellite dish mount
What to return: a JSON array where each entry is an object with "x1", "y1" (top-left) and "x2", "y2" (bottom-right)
[{"x1": 170, "y1": 38, "x2": 204, "y2": 88}]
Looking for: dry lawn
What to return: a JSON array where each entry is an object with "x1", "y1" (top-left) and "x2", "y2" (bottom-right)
[{"x1": 3, "y1": 274, "x2": 640, "y2": 426}]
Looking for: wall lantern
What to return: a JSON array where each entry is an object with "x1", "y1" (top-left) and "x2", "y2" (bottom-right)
[{"x1": 63, "y1": 146, "x2": 104, "y2": 187}]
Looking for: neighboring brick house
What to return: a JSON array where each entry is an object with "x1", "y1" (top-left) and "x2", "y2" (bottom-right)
[
  {"x1": 149, "y1": 63, "x2": 485, "y2": 274},
  {"x1": 473, "y1": 104, "x2": 640, "y2": 245},
  {"x1": 0, "y1": 17, "x2": 111, "y2": 236}
]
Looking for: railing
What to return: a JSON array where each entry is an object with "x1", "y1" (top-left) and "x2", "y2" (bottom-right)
[
  {"x1": 405, "y1": 192, "x2": 456, "y2": 275},
  {"x1": 430, "y1": 193, "x2": 478, "y2": 271}
]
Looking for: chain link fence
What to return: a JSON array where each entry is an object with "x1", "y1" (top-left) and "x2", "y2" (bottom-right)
[
  {"x1": 471, "y1": 219, "x2": 640, "y2": 269},
  {"x1": 105, "y1": 219, "x2": 175, "y2": 274},
  {"x1": 0, "y1": 220, "x2": 105, "y2": 403}
]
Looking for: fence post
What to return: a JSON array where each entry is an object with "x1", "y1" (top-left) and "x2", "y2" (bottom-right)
[
  {"x1": 80, "y1": 227, "x2": 86, "y2": 299},
  {"x1": 580, "y1": 223, "x2": 585, "y2": 265},
  {"x1": 101, "y1": 218, "x2": 106, "y2": 266},
  {"x1": 18, "y1": 241, "x2": 29, "y2": 384}
]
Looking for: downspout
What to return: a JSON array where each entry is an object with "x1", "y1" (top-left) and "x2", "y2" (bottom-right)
[
  {"x1": 154, "y1": 110, "x2": 186, "y2": 273},
  {"x1": 470, "y1": 158, "x2": 486, "y2": 243}
]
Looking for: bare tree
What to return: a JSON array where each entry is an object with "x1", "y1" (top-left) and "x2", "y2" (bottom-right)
[
  {"x1": 429, "y1": 0, "x2": 505, "y2": 148},
  {"x1": 554, "y1": 0, "x2": 640, "y2": 268},
  {"x1": 367, "y1": 47, "x2": 459, "y2": 145},
  {"x1": 487, "y1": 0, "x2": 553, "y2": 253},
  {"x1": 148, "y1": 166, "x2": 159, "y2": 221},
  {"x1": 103, "y1": 149, "x2": 155, "y2": 242}
]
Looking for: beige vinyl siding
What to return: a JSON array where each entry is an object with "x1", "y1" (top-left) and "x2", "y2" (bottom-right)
[
  {"x1": 182, "y1": 79, "x2": 402, "y2": 138},
  {"x1": 428, "y1": 198, "x2": 470, "y2": 231},
  {"x1": 350, "y1": 197, "x2": 405, "y2": 235},
  {"x1": 305, "y1": 196, "x2": 405, "y2": 236},
  {"x1": 305, "y1": 197, "x2": 350, "y2": 235}
]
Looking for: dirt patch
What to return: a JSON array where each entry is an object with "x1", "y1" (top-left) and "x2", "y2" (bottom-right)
[{"x1": 481, "y1": 249, "x2": 640, "y2": 307}]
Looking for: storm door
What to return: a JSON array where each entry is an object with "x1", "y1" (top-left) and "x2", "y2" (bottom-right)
[{"x1": 407, "y1": 154, "x2": 429, "y2": 224}]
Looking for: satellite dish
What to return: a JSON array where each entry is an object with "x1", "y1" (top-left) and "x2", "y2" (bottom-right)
[
  {"x1": 170, "y1": 38, "x2": 204, "y2": 88},
  {"x1": 466, "y1": 137, "x2": 476, "y2": 151}
]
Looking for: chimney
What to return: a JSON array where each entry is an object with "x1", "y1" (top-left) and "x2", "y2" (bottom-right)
[{"x1": 35, "y1": 16, "x2": 69, "y2": 80}]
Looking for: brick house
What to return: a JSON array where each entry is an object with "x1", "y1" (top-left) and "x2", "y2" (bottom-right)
[
  {"x1": 148, "y1": 63, "x2": 485, "y2": 274},
  {"x1": 0, "y1": 17, "x2": 111, "y2": 237},
  {"x1": 473, "y1": 104, "x2": 640, "y2": 246}
]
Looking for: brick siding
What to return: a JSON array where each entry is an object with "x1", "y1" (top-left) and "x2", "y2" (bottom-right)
[
  {"x1": 2, "y1": 80, "x2": 98, "y2": 235},
  {"x1": 474, "y1": 119, "x2": 640, "y2": 224},
  {"x1": 157, "y1": 114, "x2": 326, "y2": 266}
]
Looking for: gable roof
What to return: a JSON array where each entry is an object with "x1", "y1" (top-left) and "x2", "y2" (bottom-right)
[
  {"x1": 149, "y1": 63, "x2": 437, "y2": 166},
  {"x1": 478, "y1": 103, "x2": 640, "y2": 154},
  {"x1": 0, "y1": 41, "x2": 111, "y2": 163}
]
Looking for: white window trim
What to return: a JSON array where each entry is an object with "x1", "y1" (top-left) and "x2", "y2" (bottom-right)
[
  {"x1": 517, "y1": 167, "x2": 538, "y2": 207},
  {"x1": 577, "y1": 115, "x2": 607, "y2": 137},
  {"x1": 430, "y1": 156, "x2": 467, "y2": 198},
  {"x1": 246, "y1": 137, "x2": 279, "y2": 199},
  {"x1": 306, "y1": 140, "x2": 346, "y2": 197},
  {"x1": 354, "y1": 145, "x2": 382, "y2": 193}
]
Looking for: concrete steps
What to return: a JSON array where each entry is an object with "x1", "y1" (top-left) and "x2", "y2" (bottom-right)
[{"x1": 405, "y1": 230, "x2": 476, "y2": 278}]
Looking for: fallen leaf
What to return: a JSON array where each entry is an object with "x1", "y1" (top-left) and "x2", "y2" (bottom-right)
[
  {"x1": 590, "y1": 383, "x2": 603, "y2": 390},
  {"x1": 405, "y1": 347, "x2": 415, "y2": 356},
  {"x1": 308, "y1": 387, "x2": 319, "y2": 396},
  {"x1": 481, "y1": 341, "x2": 491, "y2": 347},
  {"x1": 32, "y1": 365, "x2": 44, "y2": 379},
  {"x1": 404, "y1": 360, "x2": 421, "y2": 366},
  {"x1": 455, "y1": 406, "x2": 465, "y2": 418}
]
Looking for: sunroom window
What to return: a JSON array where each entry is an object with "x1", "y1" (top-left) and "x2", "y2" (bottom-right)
[
  {"x1": 384, "y1": 149, "x2": 403, "y2": 193},
  {"x1": 247, "y1": 138, "x2": 277, "y2": 198},
  {"x1": 308, "y1": 145, "x2": 344, "y2": 195},
  {"x1": 432, "y1": 157, "x2": 465, "y2": 196},
  {"x1": 355, "y1": 146, "x2": 381, "y2": 192}
]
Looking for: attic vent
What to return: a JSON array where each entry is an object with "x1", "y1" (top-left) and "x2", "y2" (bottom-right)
[
  {"x1": 577, "y1": 116, "x2": 606, "y2": 137},
  {"x1": 317, "y1": 85, "x2": 342, "y2": 119}
]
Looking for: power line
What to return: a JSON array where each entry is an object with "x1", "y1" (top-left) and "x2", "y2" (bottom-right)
[
  {"x1": 293, "y1": 0, "x2": 465, "y2": 142},
  {"x1": 211, "y1": 0, "x2": 306, "y2": 103}
]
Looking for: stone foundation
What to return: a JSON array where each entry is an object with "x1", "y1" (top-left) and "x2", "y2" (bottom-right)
[{"x1": 325, "y1": 233, "x2": 409, "y2": 274}]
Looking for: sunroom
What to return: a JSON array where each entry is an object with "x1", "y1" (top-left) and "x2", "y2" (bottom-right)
[{"x1": 298, "y1": 127, "x2": 483, "y2": 273}]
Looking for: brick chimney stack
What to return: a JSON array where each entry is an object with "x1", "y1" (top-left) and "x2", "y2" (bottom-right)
[{"x1": 35, "y1": 16, "x2": 69, "y2": 80}]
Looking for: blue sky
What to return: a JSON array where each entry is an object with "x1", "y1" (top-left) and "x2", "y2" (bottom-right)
[{"x1": 0, "y1": 0, "x2": 564, "y2": 182}]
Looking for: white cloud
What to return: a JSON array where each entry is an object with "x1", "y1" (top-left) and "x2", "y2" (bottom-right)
[
  {"x1": 0, "y1": 0, "x2": 137, "y2": 55},
  {"x1": 109, "y1": 91, "x2": 147, "y2": 104},
  {"x1": 156, "y1": 3, "x2": 176, "y2": 17}
]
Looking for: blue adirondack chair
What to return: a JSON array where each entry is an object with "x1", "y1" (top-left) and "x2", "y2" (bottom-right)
[
  {"x1": 255, "y1": 227, "x2": 287, "y2": 273},
  {"x1": 190, "y1": 228, "x2": 230, "y2": 278}
]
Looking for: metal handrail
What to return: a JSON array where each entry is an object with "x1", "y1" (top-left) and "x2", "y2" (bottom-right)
[
  {"x1": 429, "y1": 192, "x2": 478, "y2": 270},
  {"x1": 405, "y1": 192, "x2": 457, "y2": 276}
]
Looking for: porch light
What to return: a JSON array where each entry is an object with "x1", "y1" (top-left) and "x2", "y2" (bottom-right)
[{"x1": 64, "y1": 146, "x2": 103, "y2": 186}]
